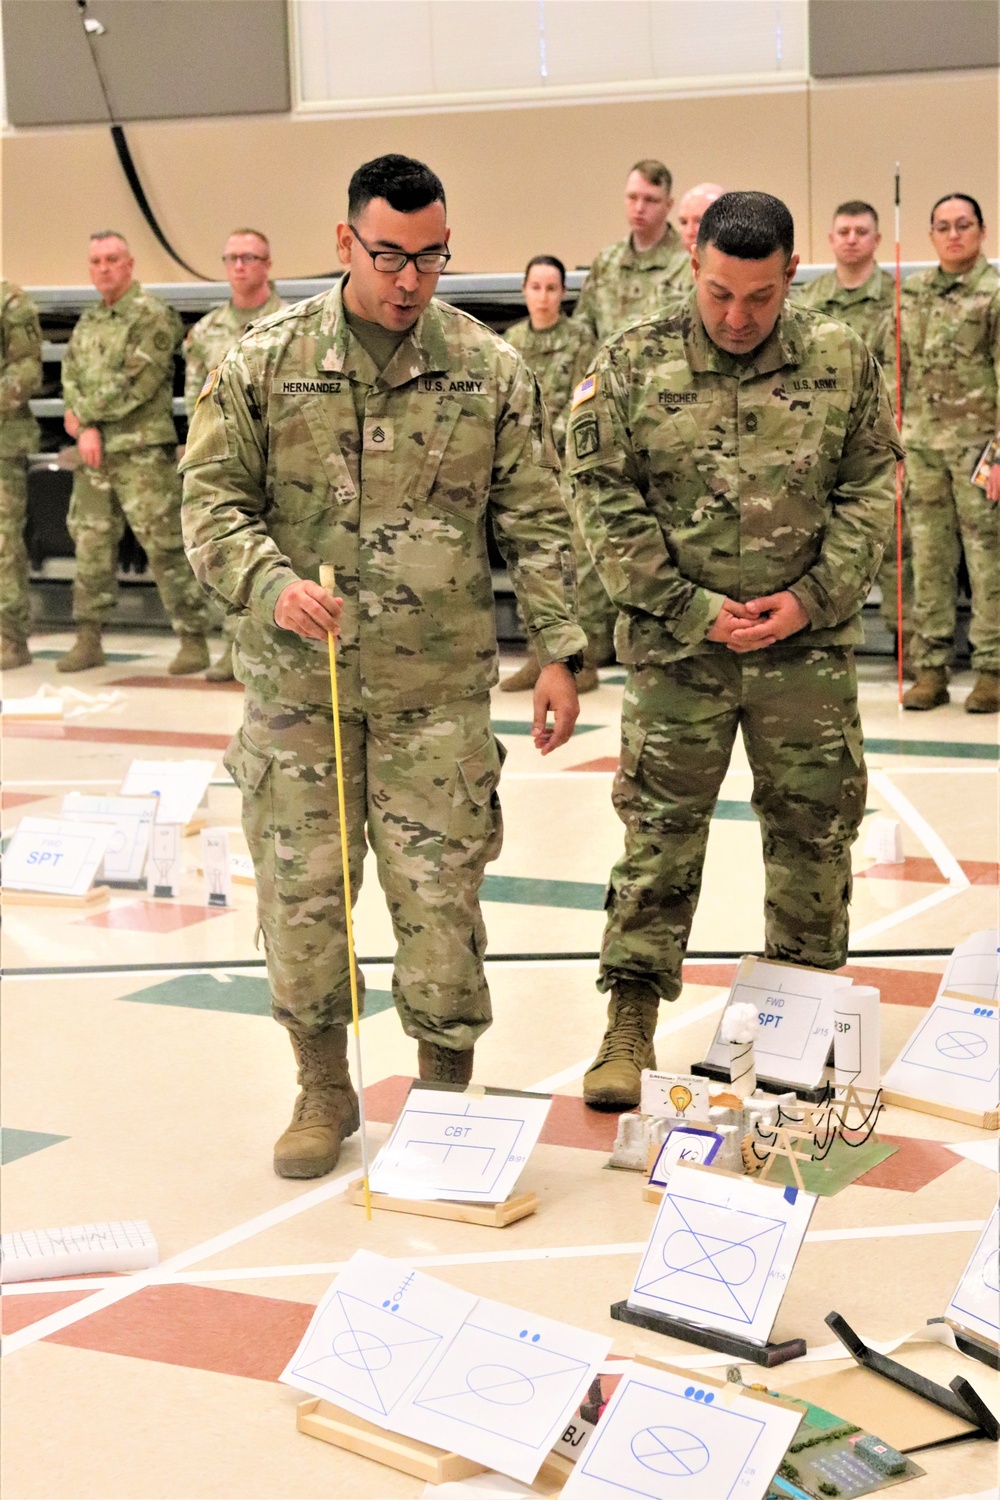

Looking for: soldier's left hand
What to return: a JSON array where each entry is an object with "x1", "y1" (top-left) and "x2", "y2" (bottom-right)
[
  {"x1": 986, "y1": 461, "x2": 1000, "y2": 503},
  {"x1": 77, "y1": 427, "x2": 103, "y2": 468},
  {"x1": 531, "y1": 664, "x2": 580, "y2": 756},
  {"x1": 727, "y1": 591, "x2": 809, "y2": 652}
]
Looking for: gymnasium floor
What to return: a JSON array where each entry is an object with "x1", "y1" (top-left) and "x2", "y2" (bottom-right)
[{"x1": 1, "y1": 631, "x2": 998, "y2": 1500}]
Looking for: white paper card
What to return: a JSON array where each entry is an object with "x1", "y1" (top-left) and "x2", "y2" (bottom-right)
[
  {"x1": 201, "y1": 827, "x2": 233, "y2": 907},
  {"x1": 641, "y1": 1072, "x2": 713, "y2": 1120},
  {"x1": 649, "y1": 1129, "x2": 724, "y2": 1187},
  {"x1": 148, "y1": 823, "x2": 182, "y2": 897},
  {"x1": 629, "y1": 1163, "x2": 817, "y2": 1344},
  {"x1": 393, "y1": 1295, "x2": 609, "y2": 1483},
  {"x1": 61, "y1": 794, "x2": 157, "y2": 885},
  {"x1": 119, "y1": 759, "x2": 215, "y2": 827},
  {"x1": 0, "y1": 1219, "x2": 158, "y2": 1283},
  {"x1": 281, "y1": 1251, "x2": 610, "y2": 1485},
  {"x1": 368, "y1": 1086, "x2": 551, "y2": 1203},
  {"x1": 2, "y1": 816, "x2": 113, "y2": 896},
  {"x1": 938, "y1": 930, "x2": 1000, "y2": 1003},
  {"x1": 702, "y1": 957, "x2": 849, "y2": 1090},
  {"x1": 883, "y1": 991, "x2": 999, "y2": 1115},
  {"x1": 945, "y1": 1204, "x2": 1000, "y2": 1347},
  {"x1": 562, "y1": 1361, "x2": 802, "y2": 1500},
  {"x1": 833, "y1": 985, "x2": 881, "y2": 1091}
]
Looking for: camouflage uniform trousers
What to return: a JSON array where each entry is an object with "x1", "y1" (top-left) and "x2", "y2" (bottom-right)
[
  {"x1": 0, "y1": 455, "x2": 31, "y2": 641},
  {"x1": 904, "y1": 444, "x2": 1000, "y2": 671},
  {"x1": 599, "y1": 645, "x2": 867, "y2": 1001},
  {"x1": 225, "y1": 692, "x2": 505, "y2": 1045},
  {"x1": 68, "y1": 446, "x2": 212, "y2": 634}
]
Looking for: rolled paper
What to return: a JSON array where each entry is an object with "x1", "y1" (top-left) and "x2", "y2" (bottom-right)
[
  {"x1": 729, "y1": 1039, "x2": 757, "y2": 1100},
  {"x1": 834, "y1": 985, "x2": 881, "y2": 1092}
]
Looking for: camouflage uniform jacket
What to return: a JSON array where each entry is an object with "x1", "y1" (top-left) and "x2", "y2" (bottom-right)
[
  {"x1": 503, "y1": 313, "x2": 592, "y2": 456},
  {"x1": 901, "y1": 254, "x2": 1000, "y2": 450},
  {"x1": 566, "y1": 294, "x2": 902, "y2": 665},
  {"x1": 572, "y1": 225, "x2": 690, "y2": 351},
  {"x1": 183, "y1": 288, "x2": 287, "y2": 417},
  {"x1": 62, "y1": 282, "x2": 183, "y2": 452},
  {"x1": 794, "y1": 265, "x2": 897, "y2": 406},
  {"x1": 0, "y1": 280, "x2": 42, "y2": 458},
  {"x1": 181, "y1": 281, "x2": 586, "y2": 715}
]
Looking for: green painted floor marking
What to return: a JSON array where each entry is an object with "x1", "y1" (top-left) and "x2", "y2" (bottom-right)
[
  {"x1": 482, "y1": 875, "x2": 607, "y2": 910},
  {"x1": 1, "y1": 1127, "x2": 69, "y2": 1164},
  {"x1": 492, "y1": 719, "x2": 601, "y2": 736},
  {"x1": 31, "y1": 650, "x2": 147, "y2": 663},
  {"x1": 118, "y1": 973, "x2": 394, "y2": 1017},
  {"x1": 866, "y1": 736, "x2": 998, "y2": 762}
]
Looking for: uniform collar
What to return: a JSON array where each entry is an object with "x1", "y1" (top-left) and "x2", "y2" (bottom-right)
[
  {"x1": 316, "y1": 279, "x2": 451, "y2": 386},
  {"x1": 228, "y1": 286, "x2": 282, "y2": 320},
  {"x1": 101, "y1": 281, "x2": 141, "y2": 315},
  {"x1": 683, "y1": 292, "x2": 804, "y2": 377},
  {"x1": 931, "y1": 253, "x2": 990, "y2": 292},
  {"x1": 831, "y1": 264, "x2": 887, "y2": 302},
  {"x1": 621, "y1": 223, "x2": 683, "y2": 269},
  {"x1": 522, "y1": 313, "x2": 572, "y2": 343}
]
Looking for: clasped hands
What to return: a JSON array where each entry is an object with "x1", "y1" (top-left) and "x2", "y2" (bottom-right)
[
  {"x1": 64, "y1": 410, "x2": 102, "y2": 468},
  {"x1": 706, "y1": 591, "x2": 809, "y2": 652},
  {"x1": 274, "y1": 580, "x2": 580, "y2": 757}
]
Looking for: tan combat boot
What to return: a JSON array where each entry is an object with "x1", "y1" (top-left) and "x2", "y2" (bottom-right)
[
  {"x1": 902, "y1": 667, "x2": 949, "y2": 711},
  {"x1": 0, "y1": 635, "x2": 31, "y2": 670},
  {"x1": 273, "y1": 1025, "x2": 360, "y2": 1179},
  {"x1": 56, "y1": 623, "x2": 104, "y2": 673},
  {"x1": 417, "y1": 1040, "x2": 475, "y2": 1085},
  {"x1": 583, "y1": 984, "x2": 659, "y2": 1111},
  {"x1": 500, "y1": 656, "x2": 540, "y2": 692},
  {"x1": 168, "y1": 634, "x2": 210, "y2": 675},
  {"x1": 205, "y1": 642, "x2": 235, "y2": 683},
  {"x1": 965, "y1": 671, "x2": 1000, "y2": 714}
]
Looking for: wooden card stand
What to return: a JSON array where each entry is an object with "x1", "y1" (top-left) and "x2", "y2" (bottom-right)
[
  {"x1": 610, "y1": 1299, "x2": 806, "y2": 1367},
  {"x1": 296, "y1": 1398, "x2": 572, "y2": 1492},
  {"x1": 881, "y1": 1089, "x2": 999, "y2": 1131},
  {"x1": 347, "y1": 1180, "x2": 538, "y2": 1226},
  {"x1": 1, "y1": 884, "x2": 109, "y2": 909}
]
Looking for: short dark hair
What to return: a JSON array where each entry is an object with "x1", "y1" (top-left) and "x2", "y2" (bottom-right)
[
  {"x1": 523, "y1": 254, "x2": 566, "y2": 285},
  {"x1": 630, "y1": 159, "x2": 672, "y2": 194},
  {"x1": 697, "y1": 191, "x2": 794, "y2": 261},
  {"x1": 834, "y1": 200, "x2": 878, "y2": 226},
  {"x1": 348, "y1": 154, "x2": 446, "y2": 220},
  {"x1": 930, "y1": 193, "x2": 984, "y2": 227}
]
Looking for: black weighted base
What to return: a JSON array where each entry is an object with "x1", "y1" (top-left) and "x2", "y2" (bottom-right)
[
  {"x1": 927, "y1": 1318, "x2": 1000, "y2": 1372},
  {"x1": 689, "y1": 1060, "x2": 828, "y2": 1104},
  {"x1": 609, "y1": 1301, "x2": 806, "y2": 1367}
]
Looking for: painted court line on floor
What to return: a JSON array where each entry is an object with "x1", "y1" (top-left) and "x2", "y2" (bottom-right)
[{"x1": 869, "y1": 770, "x2": 970, "y2": 888}]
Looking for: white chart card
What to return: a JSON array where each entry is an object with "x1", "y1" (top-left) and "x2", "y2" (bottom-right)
[
  {"x1": 628, "y1": 1163, "x2": 817, "y2": 1345},
  {"x1": 393, "y1": 1295, "x2": 610, "y2": 1484},
  {"x1": 119, "y1": 759, "x2": 216, "y2": 827},
  {"x1": 279, "y1": 1249, "x2": 476, "y2": 1422},
  {"x1": 702, "y1": 956, "x2": 850, "y2": 1090},
  {"x1": 61, "y1": 794, "x2": 158, "y2": 885},
  {"x1": 368, "y1": 1084, "x2": 551, "y2": 1203},
  {"x1": 946, "y1": 1203, "x2": 1000, "y2": 1348},
  {"x1": 882, "y1": 990, "x2": 999, "y2": 1115},
  {"x1": 938, "y1": 930, "x2": 1000, "y2": 1003},
  {"x1": 1, "y1": 817, "x2": 113, "y2": 896},
  {"x1": 562, "y1": 1359, "x2": 802, "y2": 1500}
]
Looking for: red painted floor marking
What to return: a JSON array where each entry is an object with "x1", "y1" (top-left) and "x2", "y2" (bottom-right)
[
  {"x1": 2, "y1": 723, "x2": 231, "y2": 750},
  {"x1": 836, "y1": 965, "x2": 940, "y2": 1008},
  {"x1": 108, "y1": 676, "x2": 243, "y2": 692},
  {"x1": 76, "y1": 902, "x2": 231, "y2": 932},
  {"x1": 856, "y1": 1133, "x2": 960, "y2": 1192},
  {"x1": 859, "y1": 857, "x2": 999, "y2": 886},
  {"x1": 1, "y1": 792, "x2": 50, "y2": 811},
  {"x1": 1, "y1": 1289, "x2": 94, "y2": 1336},
  {"x1": 568, "y1": 756, "x2": 618, "y2": 773}
]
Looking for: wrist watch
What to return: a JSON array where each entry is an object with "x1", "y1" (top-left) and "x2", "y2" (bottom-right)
[{"x1": 555, "y1": 653, "x2": 584, "y2": 675}]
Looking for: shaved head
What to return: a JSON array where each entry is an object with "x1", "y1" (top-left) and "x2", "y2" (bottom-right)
[{"x1": 677, "y1": 183, "x2": 725, "y2": 253}]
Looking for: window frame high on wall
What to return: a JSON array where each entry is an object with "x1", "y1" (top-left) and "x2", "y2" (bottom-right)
[{"x1": 288, "y1": 0, "x2": 810, "y2": 119}]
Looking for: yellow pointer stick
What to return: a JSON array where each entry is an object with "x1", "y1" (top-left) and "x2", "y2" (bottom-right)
[{"x1": 319, "y1": 564, "x2": 371, "y2": 1219}]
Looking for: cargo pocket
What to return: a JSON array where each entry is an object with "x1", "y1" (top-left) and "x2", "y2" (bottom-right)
[
  {"x1": 223, "y1": 729, "x2": 274, "y2": 887},
  {"x1": 839, "y1": 715, "x2": 868, "y2": 840},
  {"x1": 448, "y1": 734, "x2": 506, "y2": 867},
  {"x1": 612, "y1": 720, "x2": 647, "y2": 823}
]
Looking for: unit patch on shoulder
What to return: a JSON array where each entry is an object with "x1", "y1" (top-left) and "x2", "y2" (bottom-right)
[
  {"x1": 196, "y1": 368, "x2": 219, "y2": 406},
  {"x1": 571, "y1": 374, "x2": 597, "y2": 410},
  {"x1": 572, "y1": 415, "x2": 600, "y2": 460}
]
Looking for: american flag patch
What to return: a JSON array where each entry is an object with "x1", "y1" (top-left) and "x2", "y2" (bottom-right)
[{"x1": 571, "y1": 374, "x2": 597, "y2": 410}]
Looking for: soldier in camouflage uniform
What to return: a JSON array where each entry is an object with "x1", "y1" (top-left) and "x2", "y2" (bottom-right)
[
  {"x1": 182, "y1": 156, "x2": 584, "y2": 1179},
  {"x1": 794, "y1": 200, "x2": 909, "y2": 651},
  {"x1": 900, "y1": 194, "x2": 1000, "y2": 713},
  {"x1": 59, "y1": 232, "x2": 212, "y2": 675},
  {"x1": 183, "y1": 228, "x2": 286, "y2": 681},
  {"x1": 567, "y1": 192, "x2": 901, "y2": 1110},
  {"x1": 0, "y1": 281, "x2": 43, "y2": 669},
  {"x1": 502, "y1": 255, "x2": 604, "y2": 692}
]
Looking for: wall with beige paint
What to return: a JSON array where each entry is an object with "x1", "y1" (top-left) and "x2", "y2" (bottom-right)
[{"x1": 1, "y1": 68, "x2": 995, "y2": 287}]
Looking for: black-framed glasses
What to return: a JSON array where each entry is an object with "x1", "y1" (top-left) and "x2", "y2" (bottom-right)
[
  {"x1": 222, "y1": 253, "x2": 268, "y2": 266},
  {"x1": 349, "y1": 225, "x2": 451, "y2": 274}
]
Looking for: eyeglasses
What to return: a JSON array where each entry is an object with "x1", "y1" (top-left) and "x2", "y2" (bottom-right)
[
  {"x1": 931, "y1": 220, "x2": 978, "y2": 235},
  {"x1": 349, "y1": 225, "x2": 451, "y2": 274},
  {"x1": 222, "y1": 253, "x2": 268, "y2": 266}
]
